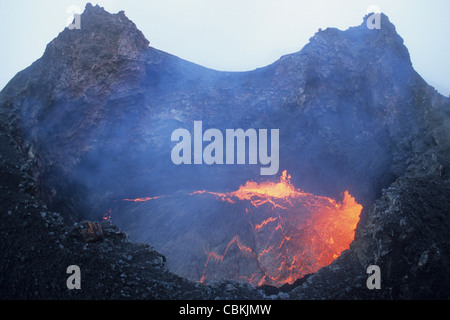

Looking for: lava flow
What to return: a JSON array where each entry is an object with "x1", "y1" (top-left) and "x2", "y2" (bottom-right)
[
  {"x1": 193, "y1": 170, "x2": 308, "y2": 209},
  {"x1": 122, "y1": 195, "x2": 165, "y2": 202},
  {"x1": 112, "y1": 170, "x2": 363, "y2": 287},
  {"x1": 193, "y1": 170, "x2": 363, "y2": 287}
]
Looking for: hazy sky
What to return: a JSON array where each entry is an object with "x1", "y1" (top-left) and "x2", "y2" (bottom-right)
[{"x1": 0, "y1": 0, "x2": 449, "y2": 95}]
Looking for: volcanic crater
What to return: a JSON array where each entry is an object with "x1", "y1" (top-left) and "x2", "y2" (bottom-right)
[{"x1": 1, "y1": 4, "x2": 450, "y2": 299}]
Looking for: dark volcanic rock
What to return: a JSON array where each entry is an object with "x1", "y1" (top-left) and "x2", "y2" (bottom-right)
[
  {"x1": 2, "y1": 7, "x2": 442, "y2": 216},
  {"x1": 1, "y1": 4, "x2": 450, "y2": 299},
  {"x1": 290, "y1": 155, "x2": 450, "y2": 299},
  {"x1": 0, "y1": 122, "x2": 263, "y2": 299}
]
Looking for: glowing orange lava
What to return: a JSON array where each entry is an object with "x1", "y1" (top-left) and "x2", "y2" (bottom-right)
[
  {"x1": 117, "y1": 170, "x2": 362, "y2": 287},
  {"x1": 193, "y1": 170, "x2": 363, "y2": 287},
  {"x1": 102, "y1": 208, "x2": 112, "y2": 220},
  {"x1": 122, "y1": 195, "x2": 165, "y2": 202},
  {"x1": 193, "y1": 170, "x2": 314, "y2": 209}
]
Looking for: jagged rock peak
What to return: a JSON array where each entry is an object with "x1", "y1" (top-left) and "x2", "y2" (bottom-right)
[
  {"x1": 298, "y1": 12, "x2": 411, "y2": 71},
  {"x1": 361, "y1": 12, "x2": 395, "y2": 27},
  {"x1": 310, "y1": 12, "x2": 402, "y2": 45},
  {"x1": 43, "y1": 3, "x2": 149, "y2": 61}
]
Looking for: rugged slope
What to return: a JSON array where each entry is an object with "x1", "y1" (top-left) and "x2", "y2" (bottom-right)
[
  {"x1": 1, "y1": 4, "x2": 450, "y2": 299},
  {"x1": 0, "y1": 116, "x2": 264, "y2": 299}
]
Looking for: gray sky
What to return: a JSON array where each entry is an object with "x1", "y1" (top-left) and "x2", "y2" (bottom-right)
[{"x1": 0, "y1": 0, "x2": 449, "y2": 95}]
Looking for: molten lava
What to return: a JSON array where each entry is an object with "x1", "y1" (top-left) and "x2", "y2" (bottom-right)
[
  {"x1": 192, "y1": 170, "x2": 362, "y2": 286},
  {"x1": 113, "y1": 170, "x2": 362, "y2": 287},
  {"x1": 122, "y1": 195, "x2": 165, "y2": 202},
  {"x1": 193, "y1": 170, "x2": 307, "y2": 209}
]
